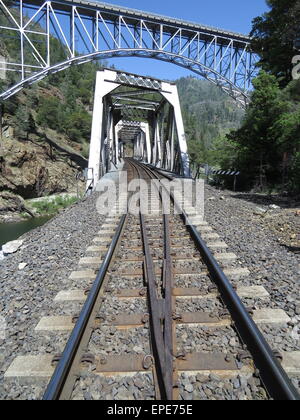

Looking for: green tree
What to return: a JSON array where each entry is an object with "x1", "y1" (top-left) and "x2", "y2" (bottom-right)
[
  {"x1": 226, "y1": 71, "x2": 286, "y2": 190},
  {"x1": 251, "y1": 0, "x2": 300, "y2": 87},
  {"x1": 270, "y1": 80, "x2": 300, "y2": 190},
  {"x1": 36, "y1": 96, "x2": 64, "y2": 131},
  {"x1": 13, "y1": 106, "x2": 35, "y2": 138},
  {"x1": 64, "y1": 111, "x2": 92, "y2": 143}
]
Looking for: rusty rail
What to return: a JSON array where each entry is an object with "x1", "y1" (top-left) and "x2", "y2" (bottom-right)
[
  {"x1": 43, "y1": 213, "x2": 127, "y2": 400},
  {"x1": 130, "y1": 160, "x2": 174, "y2": 400}
]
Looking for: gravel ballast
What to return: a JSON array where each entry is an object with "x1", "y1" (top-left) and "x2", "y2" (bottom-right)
[
  {"x1": 204, "y1": 186, "x2": 299, "y2": 320},
  {"x1": 0, "y1": 193, "x2": 106, "y2": 399},
  {"x1": 0, "y1": 182, "x2": 299, "y2": 399},
  {"x1": 204, "y1": 186, "x2": 300, "y2": 392}
]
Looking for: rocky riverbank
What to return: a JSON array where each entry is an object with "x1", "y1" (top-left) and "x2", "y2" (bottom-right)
[{"x1": 0, "y1": 192, "x2": 82, "y2": 224}]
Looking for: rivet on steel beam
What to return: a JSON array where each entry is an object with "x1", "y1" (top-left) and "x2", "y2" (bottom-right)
[
  {"x1": 246, "y1": 307, "x2": 254, "y2": 316},
  {"x1": 176, "y1": 351, "x2": 187, "y2": 360},
  {"x1": 172, "y1": 313, "x2": 182, "y2": 321},
  {"x1": 237, "y1": 351, "x2": 252, "y2": 362},
  {"x1": 225, "y1": 355, "x2": 232, "y2": 363},
  {"x1": 218, "y1": 309, "x2": 229, "y2": 319},
  {"x1": 273, "y1": 350, "x2": 283, "y2": 362},
  {"x1": 72, "y1": 314, "x2": 79, "y2": 324},
  {"x1": 208, "y1": 284, "x2": 217, "y2": 293}
]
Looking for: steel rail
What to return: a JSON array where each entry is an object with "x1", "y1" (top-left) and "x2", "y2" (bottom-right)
[
  {"x1": 133, "y1": 159, "x2": 300, "y2": 401},
  {"x1": 147, "y1": 164, "x2": 192, "y2": 179},
  {"x1": 162, "y1": 212, "x2": 174, "y2": 400},
  {"x1": 136, "y1": 161, "x2": 175, "y2": 400},
  {"x1": 43, "y1": 212, "x2": 127, "y2": 400},
  {"x1": 185, "y1": 222, "x2": 300, "y2": 401},
  {"x1": 140, "y1": 211, "x2": 169, "y2": 400},
  {"x1": 128, "y1": 160, "x2": 171, "y2": 399}
]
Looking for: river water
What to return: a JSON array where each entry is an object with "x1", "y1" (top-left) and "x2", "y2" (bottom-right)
[{"x1": 0, "y1": 216, "x2": 53, "y2": 248}]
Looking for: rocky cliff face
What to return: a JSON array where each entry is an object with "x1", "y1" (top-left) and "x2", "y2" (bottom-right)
[
  {"x1": 0, "y1": 191, "x2": 28, "y2": 222},
  {"x1": 0, "y1": 132, "x2": 83, "y2": 198},
  {"x1": 0, "y1": 112, "x2": 88, "y2": 221},
  {"x1": 0, "y1": 19, "x2": 93, "y2": 222}
]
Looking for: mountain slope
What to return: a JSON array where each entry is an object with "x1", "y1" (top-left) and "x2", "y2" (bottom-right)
[{"x1": 177, "y1": 76, "x2": 244, "y2": 148}]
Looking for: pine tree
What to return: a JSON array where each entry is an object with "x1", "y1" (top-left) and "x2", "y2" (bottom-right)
[
  {"x1": 13, "y1": 106, "x2": 35, "y2": 139},
  {"x1": 251, "y1": 0, "x2": 300, "y2": 87},
  {"x1": 227, "y1": 71, "x2": 286, "y2": 190}
]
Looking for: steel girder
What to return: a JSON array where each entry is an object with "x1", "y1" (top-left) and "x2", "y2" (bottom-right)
[{"x1": 0, "y1": 0, "x2": 259, "y2": 106}]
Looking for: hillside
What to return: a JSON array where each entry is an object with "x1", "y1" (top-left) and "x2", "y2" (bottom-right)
[
  {"x1": 0, "y1": 7, "x2": 105, "y2": 220},
  {"x1": 176, "y1": 76, "x2": 244, "y2": 171},
  {"x1": 0, "y1": 62, "x2": 102, "y2": 219},
  {"x1": 177, "y1": 76, "x2": 244, "y2": 136}
]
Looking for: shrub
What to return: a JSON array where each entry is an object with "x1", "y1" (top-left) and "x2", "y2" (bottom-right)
[{"x1": 30, "y1": 195, "x2": 78, "y2": 215}]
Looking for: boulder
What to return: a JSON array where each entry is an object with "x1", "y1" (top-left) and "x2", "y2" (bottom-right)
[
  {"x1": 253, "y1": 207, "x2": 267, "y2": 216},
  {"x1": 18, "y1": 262, "x2": 27, "y2": 270},
  {"x1": 0, "y1": 191, "x2": 34, "y2": 221},
  {"x1": 0, "y1": 192, "x2": 25, "y2": 214},
  {"x1": 2, "y1": 240, "x2": 23, "y2": 255}
]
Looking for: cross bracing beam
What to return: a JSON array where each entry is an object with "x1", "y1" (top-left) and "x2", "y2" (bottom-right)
[
  {"x1": 118, "y1": 107, "x2": 152, "y2": 120},
  {"x1": 114, "y1": 104, "x2": 156, "y2": 111},
  {"x1": 115, "y1": 72, "x2": 162, "y2": 90},
  {"x1": 120, "y1": 121, "x2": 141, "y2": 126},
  {"x1": 0, "y1": 0, "x2": 259, "y2": 106},
  {"x1": 110, "y1": 89, "x2": 159, "y2": 98},
  {"x1": 112, "y1": 96, "x2": 161, "y2": 106}
]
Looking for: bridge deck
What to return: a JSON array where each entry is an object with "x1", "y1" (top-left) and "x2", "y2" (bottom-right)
[{"x1": 23, "y1": 0, "x2": 251, "y2": 44}]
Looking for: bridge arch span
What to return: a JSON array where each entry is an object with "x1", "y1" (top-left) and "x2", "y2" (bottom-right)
[
  {"x1": 0, "y1": 0, "x2": 259, "y2": 106},
  {"x1": 1, "y1": 49, "x2": 251, "y2": 106}
]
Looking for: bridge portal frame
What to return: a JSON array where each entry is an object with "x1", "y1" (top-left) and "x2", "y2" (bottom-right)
[{"x1": 87, "y1": 68, "x2": 189, "y2": 190}]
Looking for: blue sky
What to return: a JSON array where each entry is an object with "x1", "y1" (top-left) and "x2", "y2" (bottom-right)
[{"x1": 105, "y1": 0, "x2": 269, "y2": 80}]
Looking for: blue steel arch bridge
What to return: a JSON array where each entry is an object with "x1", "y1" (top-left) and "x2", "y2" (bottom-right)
[{"x1": 0, "y1": 0, "x2": 259, "y2": 106}]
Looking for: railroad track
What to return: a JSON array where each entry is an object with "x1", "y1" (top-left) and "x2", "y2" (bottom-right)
[{"x1": 23, "y1": 159, "x2": 299, "y2": 400}]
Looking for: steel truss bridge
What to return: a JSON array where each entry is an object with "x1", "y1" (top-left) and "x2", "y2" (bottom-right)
[
  {"x1": 0, "y1": 0, "x2": 258, "y2": 105},
  {"x1": 87, "y1": 69, "x2": 190, "y2": 188}
]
